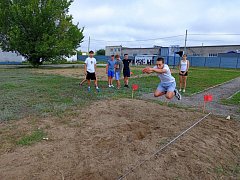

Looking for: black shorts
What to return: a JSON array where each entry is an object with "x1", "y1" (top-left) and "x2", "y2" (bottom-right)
[
  {"x1": 86, "y1": 71, "x2": 96, "y2": 80},
  {"x1": 179, "y1": 71, "x2": 188, "y2": 76},
  {"x1": 123, "y1": 69, "x2": 130, "y2": 77}
]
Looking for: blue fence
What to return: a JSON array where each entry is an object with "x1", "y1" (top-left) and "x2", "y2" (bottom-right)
[
  {"x1": 0, "y1": 61, "x2": 22, "y2": 65},
  {"x1": 78, "y1": 55, "x2": 240, "y2": 69},
  {"x1": 162, "y1": 56, "x2": 240, "y2": 69}
]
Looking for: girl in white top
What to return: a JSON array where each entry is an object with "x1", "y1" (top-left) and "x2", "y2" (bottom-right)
[{"x1": 178, "y1": 54, "x2": 190, "y2": 92}]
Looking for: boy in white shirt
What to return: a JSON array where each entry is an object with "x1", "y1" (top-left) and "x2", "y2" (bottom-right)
[
  {"x1": 84, "y1": 50, "x2": 99, "y2": 92},
  {"x1": 143, "y1": 57, "x2": 181, "y2": 100}
]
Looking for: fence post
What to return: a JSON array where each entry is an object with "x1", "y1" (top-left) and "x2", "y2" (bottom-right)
[
  {"x1": 219, "y1": 57, "x2": 221, "y2": 68},
  {"x1": 236, "y1": 57, "x2": 239, "y2": 69},
  {"x1": 204, "y1": 57, "x2": 206, "y2": 67}
]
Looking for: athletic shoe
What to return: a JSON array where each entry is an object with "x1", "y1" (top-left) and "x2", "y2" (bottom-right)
[
  {"x1": 96, "y1": 88, "x2": 100, "y2": 92},
  {"x1": 108, "y1": 85, "x2": 111, "y2": 88},
  {"x1": 124, "y1": 84, "x2": 129, "y2": 88},
  {"x1": 179, "y1": 89, "x2": 182, "y2": 92},
  {"x1": 87, "y1": 87, "x2": 91, "y2": 92},
  {"x1": 174, "y1": 89, "x2": 181, "y2": 100},
  {"x1": 111, "y1": 85, "x2": 114, "y2": 87},
  {"x1": 183, "y1": 89, "x2": 185, "y2": 93}
]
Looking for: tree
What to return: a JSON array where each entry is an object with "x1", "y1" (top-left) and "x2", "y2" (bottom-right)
[
  {"x1": 0, "y1": 0, "x2": 84, "y2": 67},
  {"x1": 96, "y1": 49, "x2": 105, "y2": 55}
]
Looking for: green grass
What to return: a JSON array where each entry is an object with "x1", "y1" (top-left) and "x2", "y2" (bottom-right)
[
  {"x1": 16, "y1": 129, "x2": 46, "y2": 146},
  {"x1": 172, "y1": 67, "x2": 240, "y2": 96},
  {"x1": 0, "y1": 67, "x2": 239, "y2": 121},
  {"x1": 221, "y1": 92, "x2": 240, "y2": 105},
  {"x1": 213, "y1": 163, "x2": 240, "y2": 179}
]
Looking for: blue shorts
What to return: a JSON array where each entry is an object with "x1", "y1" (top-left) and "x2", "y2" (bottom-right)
[
  {"x1": 157, "y1": 81, "x2": 176, "y2": 93},
  {"x1": 115, "y1": 71, "x2": 121, "y2": 80},
  {"x1": 108, "y1": 70, "x2": 114, "y2": 77}
]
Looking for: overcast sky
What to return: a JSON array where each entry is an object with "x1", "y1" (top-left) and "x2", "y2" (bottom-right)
[{"x1": 69, "y1": 0, "x2": 240, "y2": 52}]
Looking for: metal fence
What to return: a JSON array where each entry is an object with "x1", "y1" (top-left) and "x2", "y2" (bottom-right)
[
  {"x1": 78, "y1": 55, "x2": 240, "y2": 69},
  {"x1": 164, "y1": 56, "x2": 240, "y2": 69}
]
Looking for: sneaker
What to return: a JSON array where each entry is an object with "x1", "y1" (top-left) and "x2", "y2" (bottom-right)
[
  {"x1": 183, "y1": 89, "x2": 185, "y2": 93},
  {"x1": 124, "y1": 84, "x2": 129, "y2": 88},
  {"x1": 111, "y1": 85, "x2": 114, "y2": 87},
  {"x1": 179, "y1": 89, "x2": 182, "y2": 92},
  {"x1": 96, "y1": 87, "x2": 100, "y2": 92},
  {"x1": 108, "y1": 85, "x2": 111, "y2": 88},
  {"x1": 174, "y1": 89, "x2": 181, "y2": 100},
  {"x1": 87, "y1": 87, "x2": 91, "y2": 92}
]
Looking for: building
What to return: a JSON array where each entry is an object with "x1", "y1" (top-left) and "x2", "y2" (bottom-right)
[
  {"x1": 182, "y1": 45, "x2": 240, "y2": 57},
  {"x1": 105, "y1": 45, "x2": 161, "y2": 56},
  {"x1": 106, "y1": 45, "x2": 240, "y2": 57}
]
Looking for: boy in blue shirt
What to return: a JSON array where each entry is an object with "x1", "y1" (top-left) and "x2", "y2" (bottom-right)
[{"x1": 106, "y1": 55, "x2": 116, "y2": 87}]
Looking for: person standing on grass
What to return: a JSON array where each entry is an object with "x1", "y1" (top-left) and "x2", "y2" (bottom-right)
[
  {"x1": 178, "y1": 54, "x2": 190, "y2": 93},
  {"x1": 115, "y1": 54, "x2": 123, "y2": 89},
  {"x1": 106, "y1": 55, "x2": 116, "y2": 88},
  {"x1": 122, "y1": 54, "x2": 131, "y2": 88},
  {"x1": 142, "y1": 57, "x2": 181, "y2": 100},
  {"x1": 84, "y1": 50, "x2": 99, "y2": 92}
]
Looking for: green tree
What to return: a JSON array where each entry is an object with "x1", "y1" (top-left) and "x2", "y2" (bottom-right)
[
  {"x1": 0, "y1": 0, "x2": 84, "y2": 67},
  {"x1": 96, "y1": 49, "x2": 105, "y2": 55}
]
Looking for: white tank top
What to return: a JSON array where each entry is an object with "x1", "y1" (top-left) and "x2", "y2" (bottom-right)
[{"x1": 180, "y1": 60, "x2": 188, "y2": 71}]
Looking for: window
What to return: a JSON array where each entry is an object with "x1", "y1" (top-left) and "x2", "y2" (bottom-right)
[{"x1": 209, "y1": 53, "x2": 217, "y2": 57}]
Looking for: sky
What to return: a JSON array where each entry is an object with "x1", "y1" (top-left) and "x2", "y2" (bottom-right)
[{"x1": 69, "y1": 0, "x2": 240, "y2": 52}]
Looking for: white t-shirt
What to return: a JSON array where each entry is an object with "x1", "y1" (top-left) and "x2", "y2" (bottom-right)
[
  {"x1": 154, "y1": 64, "x2": 175, "y2": 83},
  {"x1": 180, "y1": 60, "x2": 188, "y2": 71},
  {"x1": 85, "y1": 57, "x2": 96, "y2": 73}
]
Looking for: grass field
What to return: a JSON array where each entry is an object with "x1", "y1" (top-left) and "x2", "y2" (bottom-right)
[
  {"x1": 0, "y1": 67, "x2": 239, "y2": 122},
  {"x1": 0, "y1": 66, "x2": 240, "y2": 179}
]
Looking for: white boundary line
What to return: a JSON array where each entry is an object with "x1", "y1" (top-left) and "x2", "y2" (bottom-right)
[
  {"x1": 227, "y1": 90, "x2": 240, "y2": 100},
  {"x1": 118, "y1": 113, "x2": 211, "y2": 180},
  {"x1": 190, "y1": 77, "x2": 240, "y2": 96}
]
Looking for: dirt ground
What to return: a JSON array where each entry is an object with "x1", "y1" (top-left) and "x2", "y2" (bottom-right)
[
  {"x1": 33, "y1": 66, "x2": 179, "y2": 81},
  {"x1": 0, "y1": 99, "x2": 239, "y2": 179}
]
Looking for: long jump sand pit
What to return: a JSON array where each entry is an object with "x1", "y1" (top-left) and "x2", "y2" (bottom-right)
[{"x1": 0, "y1": 99, "x2": 239, "y2": 179}]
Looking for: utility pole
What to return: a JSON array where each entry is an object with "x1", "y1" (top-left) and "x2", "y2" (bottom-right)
[
  {"x1": 87, "y1": 36, "x2": 90, "y2": 54},
  {"x1": 184, "y1": 30, "x2": 187, "y2": 55}
]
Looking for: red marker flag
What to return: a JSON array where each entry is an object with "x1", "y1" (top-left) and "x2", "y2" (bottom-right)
[
  {"x1": 131, "y1": 84, "x2": 139, "y2": 99},
  {"x1": 204, "y1": 94, "x2": 213, "y2": 102},
  {"x1": 132, "y1": 84, "x2": 139, "y2": 91},
  {"x1": 203, "y1": 94, "x2": 213, "y2": 113}
]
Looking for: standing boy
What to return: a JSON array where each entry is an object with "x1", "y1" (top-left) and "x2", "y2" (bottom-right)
[
  {"x1": 84, "y1": 50, "x2": 99, "y2": 92},
  {"x1": 143, "y1": 57, "x2": 181, "y2": 100},
  {"x1": 115, "y1": 54, "x2": 123, "y2": 89},
  {"x1": 122, "y1": 54, "x2": 131, "y2": 88},
  {"x1": 106, "y1": 55, "x2": 116, "y2": 87}
]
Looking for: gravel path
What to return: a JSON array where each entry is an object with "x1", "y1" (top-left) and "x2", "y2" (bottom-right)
[{"x1": 142, "y1": 77, "x2": 240, "y2": 120}]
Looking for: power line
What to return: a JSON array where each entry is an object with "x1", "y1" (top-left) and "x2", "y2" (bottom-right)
[
  {"x1": 91, "y1": 35, "x2": 184, "y2": 42},
  {"x1": 188, "y1": 33, "x2": 240, "y2": 36}
]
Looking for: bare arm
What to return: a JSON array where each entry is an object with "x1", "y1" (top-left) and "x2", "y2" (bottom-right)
[
  {"x1": 143, "y1": 67, "x2": 167, "y2": 74},
  {"x1": 178, "y1": 61, "x2": 182, "y2": 74},
  {"x1": 106, "y1": 64, "x2": 108, "y2": 73},
  {"x1": 84, "y1": 64, "x2": 87, "y2": 75},
  {"x1": 187, "y1": 60, "x2": 190, "y2": 71}
]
